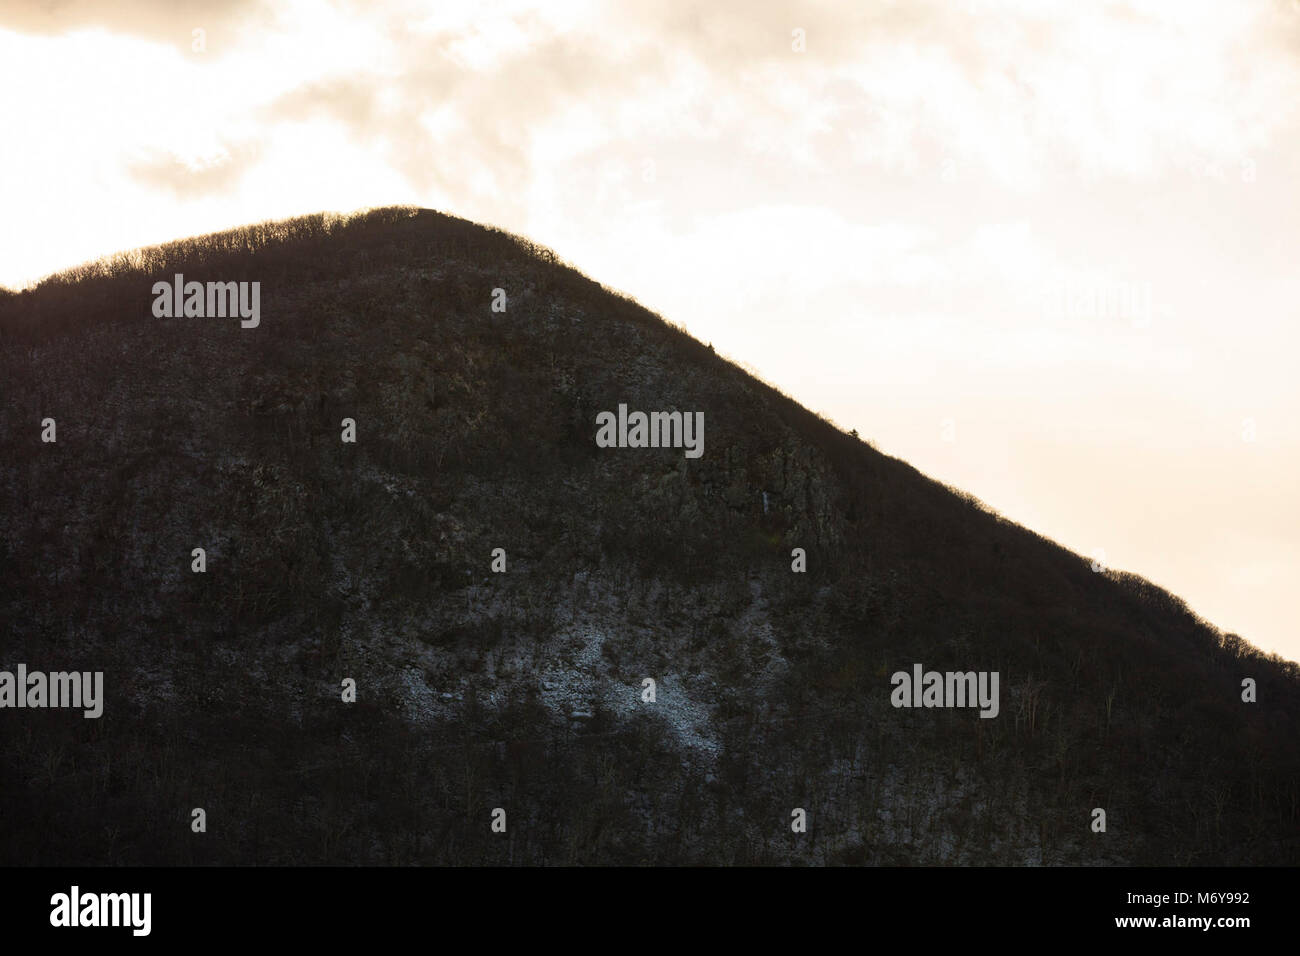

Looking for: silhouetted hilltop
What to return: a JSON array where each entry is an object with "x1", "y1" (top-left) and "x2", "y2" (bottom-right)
[{"x1": 1, "y1": 207, "x2": 1296, "y2": 865}]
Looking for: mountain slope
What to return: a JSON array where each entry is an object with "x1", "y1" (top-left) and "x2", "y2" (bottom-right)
[{"x1": 1, "y1": 206, "x2": 1297, "y2": 865}]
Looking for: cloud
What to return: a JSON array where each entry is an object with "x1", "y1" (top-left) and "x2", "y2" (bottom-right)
[
  {"x1": 128, "y1": 141, "x2": 262, "y2": 198},
  {"x1": 257, "y1": 18, "x2": 669, "y2": 219},
  {"x1": 0, "y1": 0, "x2": 265, "y2": 46}
]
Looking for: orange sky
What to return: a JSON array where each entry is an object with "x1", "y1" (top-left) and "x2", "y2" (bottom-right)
[{"x1": 2, "y1": 0, "x2": 1297, "y2": 661}]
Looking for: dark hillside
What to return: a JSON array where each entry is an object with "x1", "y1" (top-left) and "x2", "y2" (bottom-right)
[{"x1": 1, "y1": 207, "x2": 1296, "y2": 864}]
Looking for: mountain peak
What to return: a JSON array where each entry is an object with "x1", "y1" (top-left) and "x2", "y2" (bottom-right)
[{"x1": 2, "y1": 207, "x2": 1297, "y2": 865}]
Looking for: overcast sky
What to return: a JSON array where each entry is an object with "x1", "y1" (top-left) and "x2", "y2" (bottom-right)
[{"x1": 2, "y1": 0, "x2": 1297, "y2": 662}]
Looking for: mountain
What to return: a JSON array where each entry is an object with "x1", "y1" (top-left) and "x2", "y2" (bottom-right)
[{"x1": 1, "y1": 206, "x2": 1296, "y2": 865}]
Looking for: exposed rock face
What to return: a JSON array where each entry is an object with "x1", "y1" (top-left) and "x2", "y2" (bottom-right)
[{"x1": 0, "y1": 207, "x2": 1296, "y2": 866}]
